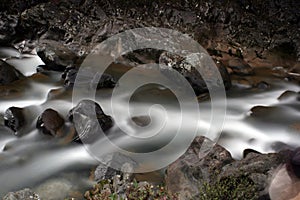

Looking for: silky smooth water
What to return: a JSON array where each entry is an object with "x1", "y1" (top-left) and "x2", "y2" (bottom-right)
[{"x1": 0, "y1": 48, "x2": 300, "y2": 197}]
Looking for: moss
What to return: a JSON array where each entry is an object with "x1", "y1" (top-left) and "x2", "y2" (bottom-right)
[
  {"x1": 77, "y1": 178, "x2": 178, "y2": 200},
  {"x1": 196, "y1": 175, "x2": 259, "y2": 200}
]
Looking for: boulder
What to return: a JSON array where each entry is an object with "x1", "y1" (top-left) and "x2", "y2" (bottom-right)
[
  {"x1": 68, "y1": 99, "x2": 113, "y2": 142},
  {"x1": 0, "y1": 60, "x2": 23, "y2": 85},
  {"x1": 62, "y1": 67, "x2": 116, "y2": 89},
  {"x1": 165, "y1": 136, "x2": 290, "y2": 199},
  {"x1": 36, "y1": 108, "x2": 65, "y2": 136},
  {"x1": 165, "y1": 136, "x2": 234, "y2": 199},
  {"x1": 159, "y1": 52, "x2": 231, "y2": 95},
  {"x1": 4, "y1": 107, "x2": 25, "y2": 134}
]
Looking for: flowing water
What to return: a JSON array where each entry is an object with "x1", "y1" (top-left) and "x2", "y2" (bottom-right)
[{"x1": 0, "y1": 48, "x2": 300, "y2": 198}]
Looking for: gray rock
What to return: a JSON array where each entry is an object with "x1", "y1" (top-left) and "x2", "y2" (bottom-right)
[
  {"x1": 159, "y1": 52, "x2": 231, "y2": 95},
  {"x1": 3, "y1": 188, "x2": 40, "y2": 200},
  {"x1": 0, "y1": 60, "x2": 23, "y2": 85},
  {"x1": 165, "y1": 136, "x2": 290, "y2": 199},
  {"x1": 68, "y1": 99, "x2": 113, "y2": 143},
  {"x1": 4, "y1": 107, "x2": 25, "y2": 134}
]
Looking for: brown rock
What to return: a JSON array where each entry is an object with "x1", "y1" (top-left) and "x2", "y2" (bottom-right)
[{"x1": 228, "y1": 58, "x2": 254, "y2": 75}]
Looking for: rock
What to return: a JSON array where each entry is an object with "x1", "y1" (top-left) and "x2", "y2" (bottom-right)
[
  {"x1": 219, "y1": 151, "x2": 290, "y2": 197},
  {"x1": 255, "y1": 81, "x2": 270, "y2": 90},
  {"x1": 272, "y1": 66, "x2": 288, "y2": 78},
  {"x1": 36, "y1": 108, "x2": 65, "y2": 136},
  {"x1": 62, "y1": 67, "x2": 116, "y2": 89},
  {"x1": 131, "y1": 116, "x2": 151, "y2": 127},
  {"x1": 227, "y1": 58, "x2": 254, "y2": 75},
  {"x1": 4, "y1": 107, "x2": 25, "y2": 134},
  {"x1": 0, "y1": 13, "x2": 18, "y2": 45},
  {"x1": 68, "y1": 99, "x2": 113, "y2": 142},
  {"x1": 3, "y1": 188, "x2": 40, "y2": 200},
  {"x1": 165, "y1": 136, "x2": 290, "y2": 199},
  {"x1": 159, "y1": 52, "x2": 231, "y2": 95},
  {"x1": 291, "y1": 148, "x2": 300, "y2": 178},
  {"x1": 278, "y1": 90, "x2": 298, "y2": 101},
  {"x1": 0, "y1": 60, "x2": 23, "y2": 85},
  {"x1": 37, "y1": 40, "x2": 78, "y2": 71},
  {"x1": 165, "y1": 136, "x2": 234, "y2": 199}
]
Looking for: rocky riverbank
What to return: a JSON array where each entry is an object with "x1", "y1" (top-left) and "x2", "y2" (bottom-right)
[{"x1": 0, "y1": 0, "x2": 300, "y2": 199}]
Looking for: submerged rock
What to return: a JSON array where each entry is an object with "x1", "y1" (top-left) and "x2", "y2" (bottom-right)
[
  {"x1": 0, "y1": 60, "x2": 23, "y2": 85},
  {"x1": 227, "y1": 58, "x2": 254, "y2": 75},
  {"x1": 36, "y1": 108, "x2": 65, "y2": 136},
  {"x1": 4, "y1": 107, "x2": 25, "y2": 134},
  {"x1": 68, "y1": 99, "x2": 113, "y2": 142},
  {"x1": 3, "y1": 188, "x2": 40, "y2": 200}
]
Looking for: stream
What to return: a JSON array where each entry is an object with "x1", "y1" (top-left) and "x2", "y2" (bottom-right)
[{"x1": 0, "y1": 47, "x2": 300, "y2": 198}]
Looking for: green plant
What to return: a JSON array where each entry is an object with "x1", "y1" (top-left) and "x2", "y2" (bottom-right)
[{"x1": 196, "y1": 175, "x2": 259, "y2": 200}]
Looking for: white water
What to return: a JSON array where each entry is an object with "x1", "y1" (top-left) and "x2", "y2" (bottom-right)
[{"x1": 0, "y1": 48, "x2": 300, "y2": 197}]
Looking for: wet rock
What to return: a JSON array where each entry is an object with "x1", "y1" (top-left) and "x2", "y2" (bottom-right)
[
  {"x1": 227, "y1": 58, "x2": 254, "y2": 75},
  {"x1": 0, "y1": 60, "x2": 23, "y2": 85},
  {"x1": 255, "y1": 81, "x2": 270, "y2": 90},
  {"x1": 4, "y1": 107, "x2": 25, "y2": 134},
  {"x1": 37, "y1": 40, "x2": 78, "y2": 72},
  {"x1": 272, "y1": 66, "x2": 288, "y2": 78},
  {"x1": 36, "y1": 108, "x2": 65, "y2": 136},
  {"x1": 232, "y1": 78, "x2": 252, "y2": 89},
  {"x1": 243, "y1": 149, "x2": 262, "y2": 158},
  {"x1": 62, "y1": 67, "x2": 116, "y2": 89},
  {"x1": 131, "y1": 116, "x2": 151, "y2": 127},
  {"x1": 159, "y1": 52, "x2": 231, "y2": 95},
  {"x1": 68, "y1": 99, "x2": 113, "y2": 142},
  {"x1": 165, "y1": 136, "x2": 234, "y2": 199},
  {"x1": 278, "y1": 90, "x2": 298, "y2": 101},
  {"x1": 3, "y1": 188, "x2": 40, "y2": 200}
]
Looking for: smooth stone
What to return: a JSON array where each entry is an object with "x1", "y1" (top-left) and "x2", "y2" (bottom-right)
[{"x1": 36, "y1": 108, "x2": 65, "y2": 136}]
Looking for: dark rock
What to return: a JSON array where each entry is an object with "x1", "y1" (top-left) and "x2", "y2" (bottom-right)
[
  {"x1": 4, "y1": 107, "x2": 25, "y2": 134},
  {"x1": 37, "y1": 40, "x2": 78, "y2": 71},
  {"x1": 3, "y1": 188, "x2": 40, "y2": 200},
  {"x1": 228, "y1": 58, "x2": 254, "y2": 75},
  {"x1": 165, "y1": 136, "x2": 234, "y2": 199},
  {"x1": 255, "y1": 81, "x2": 270, "y2": 90},
  {"x1": 219, "y1": 151, "x2": 289, "y2": 197},
  {"x1": 36, "y1": 108, "x2": 65, "y2": 136},
  {"x1": 131, "y1": 116, "x2": 151, "y2": 127},
  {"x1": 278, "y1": 90, "x2": 298, "y2": 101},
  {"x1": 62, "y1": 67, "x2": 116, "y2": 89},
  {"x1": 68, "y1": 99, "x2": 113, "y2": 142},
  {"x1": 165, "y1": 136, "x2": 290, "y2": 199},
  {"x1": 0, "y1": 13, "x2": 18, "y2": 44},
  {"x1": 0, "y1": 60, "x2": 23, "y2": 85},
  {"x1": 159, "y1": 52, "x2": 231, "y2": 95},
  {"x1": 243, "y1": 149, "x2": 262, "y2": 158}
]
